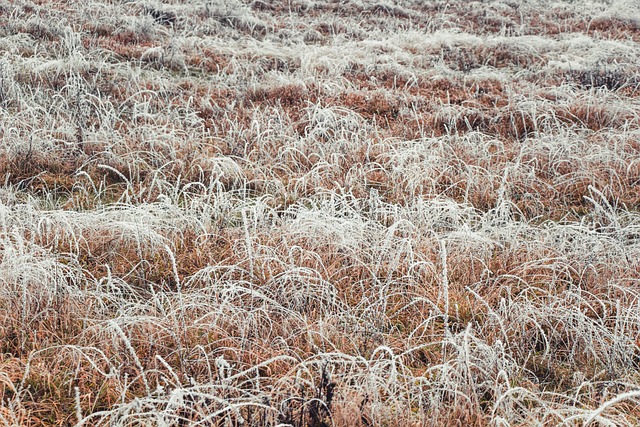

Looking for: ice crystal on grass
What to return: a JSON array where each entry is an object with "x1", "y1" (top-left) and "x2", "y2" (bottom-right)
[{"x1": 1, "y1": 0, "x2": 640, "y2": 425}]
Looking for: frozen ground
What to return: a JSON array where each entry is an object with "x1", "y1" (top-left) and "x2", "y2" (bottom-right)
[{"x1": 0, "y1": 0, "x2": 640, "y2": 425}]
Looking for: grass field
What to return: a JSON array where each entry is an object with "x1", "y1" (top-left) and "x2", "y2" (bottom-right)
[{"x1": 1, "y1": 0, "x2": 640, "y2": 425}]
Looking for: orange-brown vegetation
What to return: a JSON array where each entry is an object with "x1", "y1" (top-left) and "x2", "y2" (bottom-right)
[{"x1": 1, "y1": 0, "x2": 640, "y2": 426}]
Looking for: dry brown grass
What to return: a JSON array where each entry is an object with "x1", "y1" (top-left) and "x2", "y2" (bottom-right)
[{"x1": 1, "y1": 0, "x2": 640, "y2": 426}]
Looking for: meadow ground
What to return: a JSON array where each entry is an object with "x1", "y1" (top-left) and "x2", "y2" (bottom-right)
[{"x1": 1, "y1": 0, "x2": 640, "y2": 425}]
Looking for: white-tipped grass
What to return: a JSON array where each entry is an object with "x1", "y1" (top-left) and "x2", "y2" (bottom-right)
[{"x1": 2, "y1": 0, "x2": 640, "y2": 425}]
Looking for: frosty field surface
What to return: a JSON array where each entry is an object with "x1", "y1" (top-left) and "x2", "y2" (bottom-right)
[{"x1": 1, "y1": 0, "x2": 640, "y2": 425}]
